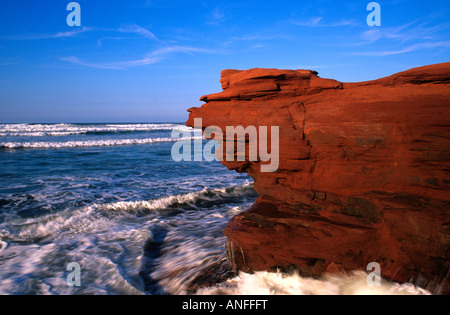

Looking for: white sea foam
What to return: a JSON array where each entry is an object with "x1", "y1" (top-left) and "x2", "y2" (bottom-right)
[
  {"x1": 97, "y1": 184, "x2": 255, "y2": 215},
  {"x1": 0, "y1": 240, "x2": 7, "y2": 252},
  {"x1": 0, "y1": 184, "x2": 255, "y2": 295},
  {"x1": 197, "y1": 271, "x2": 432, "y2": 296},
  {"x1": 0, "y1": 123, "x2": 193, "y2": 137},
  {"x1": 0, "y1": 136, "x2": 202, "y2": 149},
  {"x1": 0, "y1": 181, "x2": 432, "y2": 295},
  {"x1": 4, "y1": 184, "x2": 254, "y2": 242},
  {"x1": 0, "y1": 227, "x2": 148, "y2": 295}
]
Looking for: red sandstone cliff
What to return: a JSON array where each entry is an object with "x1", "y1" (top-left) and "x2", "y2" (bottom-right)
[{"x1": 186, "y1": 63, "x2": 450, "y2": 294}]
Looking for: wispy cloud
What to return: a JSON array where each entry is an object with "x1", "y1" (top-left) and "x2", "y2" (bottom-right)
[
  {"x1": 118, "y1": 24, "x2": 160, "y2": 41},
  {"x1": 361, "y1": 21, "x2": 450, "y2": 44},
  {"x1": 230, "y1": 34, "x2": 292, "y2": 41},
  {"x1": 2, "y1": 24, "x2": 161, "y2": 42},
  {"x1": 53, "y1": 27, "x2": 93, "y2": 38},
  {"x1": 221, "y1": 33, "x2": 293, "y2": 49},
  {"x1": 96, "y1": 25, "x2": 163, "y2": 46},
  {"x1": 352, "y1": 41, "x2": 450, "y2": 56},
  {"x1": 206, "y1": 7, "x2": 226, "y2": 26},
  {"x1": 58, "y1": 55, "x2": 161, "y2": 70},
  {"x1": 290, "y1": 17, "x2": 357, "y2": 27},
  {"x1": 59, "y1": 45, "x2": 217, "y2": 70},
  {"x1": 1, "y1": 27, "x2": 93, "y2": 40},
  {"x1": 291, "y1": 17, "x2": 323, "y2": 27},
  {"x1": 352, "y1": 18, "x2": 450, "y2": 56}
]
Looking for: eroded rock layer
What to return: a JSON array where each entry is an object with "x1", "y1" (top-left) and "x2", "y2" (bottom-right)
[{"x1": 186, "y1": 63, "x2": 450, "y2": 294}]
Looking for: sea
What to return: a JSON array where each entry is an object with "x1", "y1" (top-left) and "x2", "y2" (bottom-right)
[{"x1": 0, "y1": 123, "x2": 430, "y2": 295}]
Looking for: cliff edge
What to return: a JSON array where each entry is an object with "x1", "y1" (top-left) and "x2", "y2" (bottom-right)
[{"x1": 186, "y1": 63, "x2": 450, "y2": 294}]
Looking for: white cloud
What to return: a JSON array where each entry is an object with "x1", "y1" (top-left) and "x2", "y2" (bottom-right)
[
  {"x1": 291, "y1": 17, "x2": 357, "y2": 27},
  {"x1": 352, "y1": 41, "x2": 450, "y2": 56},
  {"x1": 118, "y1": 24, "x2": 159, "y2": 41},
  {"x1": 361, "y1": 20, "x2": 450, "y2": 44},
  {"x1": 52, "y1": 27, "x2": 93, "y2": 38},
  {"x1": 291, "y1": 17, "x2": 323, "y2": 27},
  {"x1": 58, "y1": 56, "x2": 161, "y2": 70},
  {"x1": 2, "y1": 27, "x2": 93, "y2": 40},
  {"x1": 59, "y1": 45, "x2": 217, "y2": 70}
]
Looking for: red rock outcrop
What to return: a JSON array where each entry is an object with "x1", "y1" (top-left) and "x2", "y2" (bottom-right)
[{"x1": 186, "y1": 63, "x2": 450, "y2": 294}]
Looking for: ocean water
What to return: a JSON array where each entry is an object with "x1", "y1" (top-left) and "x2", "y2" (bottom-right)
[{"x1": 0, "y1": 123, "x2": 429, "y2": 295}]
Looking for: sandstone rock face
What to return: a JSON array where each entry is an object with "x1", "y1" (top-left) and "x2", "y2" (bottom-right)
[{"x1": 186, "y1": 63, "x2": 450, "y2": 294}]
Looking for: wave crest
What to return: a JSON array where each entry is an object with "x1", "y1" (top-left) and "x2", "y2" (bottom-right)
[
  {"x1": 98, "y1": 184, "x2": 255, "y2": 215},
  {"x1": 0, "y1": 123, "x2": 193, "y2": 137},
  {"x1": 0, "y1": 136, "x2": 202, "y2": 149},
  {"x1": 2, "y1": 184, "x2": 255, "y2": 242}
]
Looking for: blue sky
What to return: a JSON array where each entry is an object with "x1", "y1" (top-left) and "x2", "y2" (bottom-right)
[{"x1": 0, "y1": 0, "x2": 448, "y2": 123}]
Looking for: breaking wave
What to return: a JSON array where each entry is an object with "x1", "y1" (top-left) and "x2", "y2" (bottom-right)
[
  {"x1": 96, "y1": 184, "x2": 255, "y2": 214},
  {"x1": 0, "y1": 123, "x2": 193, "y2": 137},
  {"x1": 0, "y1": 136, "x2": 202, "y2": 149},
  {"x1": 0, "y1": 181, "x2": 433, "y2": 295},
  {"x1": 0, "y1": 184, "x2": 256, "y2": 295},
  {"x1": 197, "y1": 271, "x2": 432, "y2": 296},
  {"x1": 1, "y1": 184, "x2": 256, "y2": 243}
]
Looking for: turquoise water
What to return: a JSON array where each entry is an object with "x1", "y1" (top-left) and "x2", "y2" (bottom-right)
[{"x1": 0, "y1": 123, "x2": 256, "y2": 294}]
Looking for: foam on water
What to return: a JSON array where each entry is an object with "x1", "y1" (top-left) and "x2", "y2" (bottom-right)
[
  {"x1": 96, "y1": 184, "x2": 255, "y2": 215},
  {"x1": 0, "y1": 136, "x2": 202, "y2": 149},
  {"x1": 0, "y1": 184, "x2": 257, "y2": 295},
  {"x1": 0, "y1": 123, "x2": 435, "y2": 295},
  {"x1": 0, "y1": 123, "x2": 192, "y2": 137},
  {"x1": 0, "y1": 240, "x2": 7, "y2": 252},
  {"x1": 197, "y1": 271, "x2": 431, "y2": 296},
  {"x1": 0, "y1": 183, "x2": 434, "y2": 295},
  {"x1": 1, "y1": 184, "x2": 255, "y2": 243}
]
